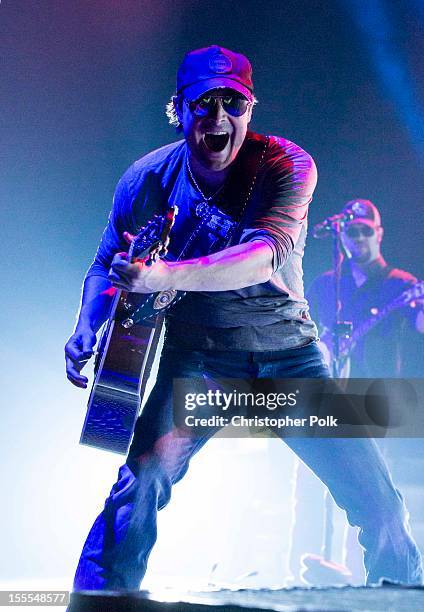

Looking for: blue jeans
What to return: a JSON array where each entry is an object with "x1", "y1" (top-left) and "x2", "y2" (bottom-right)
[{"x1": 73, "y1": 342, "x2": 422, "y2": 589}]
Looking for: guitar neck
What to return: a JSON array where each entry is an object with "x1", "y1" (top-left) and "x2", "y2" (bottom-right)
[
  {"x1": 347, "y1": 280, "x2": 423, "y2": 351},
  {"x1": 351, "y1": 299, "x2": 399, "y2": 343}
]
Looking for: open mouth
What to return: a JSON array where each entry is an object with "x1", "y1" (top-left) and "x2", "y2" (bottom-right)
[{"x1": 203, "y1": 132, "x2": 230, "y2": 152}]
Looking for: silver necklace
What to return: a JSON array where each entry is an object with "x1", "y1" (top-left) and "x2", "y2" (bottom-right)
[
  {"x1": 186, "y1": 135, "x2": 269, "y2": 225},
  {"x1": 186, "y1": 155, "x2": 226, "y2": 204}
]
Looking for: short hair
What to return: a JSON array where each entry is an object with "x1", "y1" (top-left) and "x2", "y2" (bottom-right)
[
  {"x1": 165, "y1": 95, "x2": 184, "y2": 133},
  {"x1": 165, "y1": 94, "x2": 258, "y2": 133}
]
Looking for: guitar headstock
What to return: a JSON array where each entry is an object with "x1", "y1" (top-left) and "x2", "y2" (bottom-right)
[{"x1": 128, "y1": 206, "x2": 178, "y2": 261}]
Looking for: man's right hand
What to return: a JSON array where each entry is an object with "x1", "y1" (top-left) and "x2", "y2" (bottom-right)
[{"x1": 65, "y1": 327, "x2": 97, "y2": 388}]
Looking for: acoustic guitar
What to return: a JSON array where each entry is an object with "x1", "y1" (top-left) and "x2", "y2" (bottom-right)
[{"x1": 80, "y1": 207, "x2": 179, "y2": 454}]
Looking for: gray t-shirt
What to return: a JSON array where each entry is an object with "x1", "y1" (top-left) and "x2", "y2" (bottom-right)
[{"x1": 86, "y1": 131, "x2": 318, "y2": 350}]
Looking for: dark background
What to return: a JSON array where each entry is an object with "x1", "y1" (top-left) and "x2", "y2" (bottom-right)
[
  {"x1": 2, "y1": 0, "x2": 423, "y2": 295},
  {"x1": 1, "y1": 0, "x2": 423, "y2": 585}
]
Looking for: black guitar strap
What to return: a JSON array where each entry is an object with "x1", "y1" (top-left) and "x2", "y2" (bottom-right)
[
  {"x1": 219, "y1": 131, "x2": 270, "y2": 246},
  {"x1": 183, "y1": 132, "x2": 270, "y2": 264},
  {"x1": 129, "y1": 133, "x2": 269, "y2": 324}
]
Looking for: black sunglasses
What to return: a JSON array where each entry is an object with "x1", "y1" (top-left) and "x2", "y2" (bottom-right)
[
  {"x1": 345, "y1": 225, "x2": 375, "y2": 238},
  {"x1": 184, "y1": 94, "x2": 251, "y2": 118}
]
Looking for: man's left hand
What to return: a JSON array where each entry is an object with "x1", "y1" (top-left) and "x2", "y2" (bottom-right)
[{"x1": 108, "y1": 252, "x2": 171, "y2": 294}]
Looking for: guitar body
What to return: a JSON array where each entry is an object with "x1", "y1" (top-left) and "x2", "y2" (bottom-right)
[{"x1": 80, "y1": 293, "x2": 164, "y2": 455}]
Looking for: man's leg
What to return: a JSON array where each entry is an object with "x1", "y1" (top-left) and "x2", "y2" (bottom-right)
[
  {"x1": 73, "y1": 348, "x2": 218, "y2": 591},
  {"x1": 259, "y1": 342, "x2": 423, "y2": 585},
  {"x1": 284, "y1": 436, "x2": 422, "y2": 585}
]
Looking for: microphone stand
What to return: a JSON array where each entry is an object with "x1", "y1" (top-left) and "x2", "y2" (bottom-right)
[
  {"x1": 330, "y1": 219, "x2": 352, "y2": 378},
  {"x1": 323, "y1": 219, "x2": 352, "y2": 564},
  {"x1": 301, "y1": 215, "x2": 354, "y2": 582}
]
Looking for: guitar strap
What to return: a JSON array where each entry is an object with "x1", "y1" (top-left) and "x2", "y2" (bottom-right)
[
  {"x1": 129, "y1": 133, "x2": 269, "y2": 325},
  {"x1": 183, "y1": 132, "x2": 270, "y2": 255},
  {"x1": 219, "y1": 131, "x2": 270, "y2": 246}
]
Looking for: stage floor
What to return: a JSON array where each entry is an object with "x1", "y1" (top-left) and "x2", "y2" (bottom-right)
[{"x1": 70, "y1": 583, "x2": 424, "y2": 611}]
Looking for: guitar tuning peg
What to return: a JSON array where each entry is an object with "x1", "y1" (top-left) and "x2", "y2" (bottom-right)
[{"x1": 121, "y1": 318, "x2": 134, "y2": 329}]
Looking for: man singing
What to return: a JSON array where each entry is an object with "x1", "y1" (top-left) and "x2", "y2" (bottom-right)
[{"x1": 65, "y1": 46, "x2": 422, "y2": 590}]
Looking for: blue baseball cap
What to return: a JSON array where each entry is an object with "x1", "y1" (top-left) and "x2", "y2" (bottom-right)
[{"x1": 176, "y1": 45, "x2": 254, "y2": 101}]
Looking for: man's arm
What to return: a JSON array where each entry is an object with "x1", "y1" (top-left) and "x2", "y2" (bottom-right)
[
  {"x1": 108, "y1": 240, "x2": 275, "y2": 294},
  {"x1": 65, "y1": 165, "x2": 138, "y2": 387},
  {"x1": 65, "y1": 275, "x2": 117, "y2": 388},
  {"x1": 65, "y1": 240, "x2": 273, "y2": 387},
  {"x1": 76, "y1": 275, "x2": 117, "y2": 333},
  {"x1": 236, "y1": 137, "x2": 318, "y2": 274}
]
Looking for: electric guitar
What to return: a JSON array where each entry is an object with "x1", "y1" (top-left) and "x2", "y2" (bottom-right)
[
  {"x1": 322, "y1": 280, "x2": 424, "y2": 373},
  {"x1": 80, "y1": 207, "x2": 180, "y2": 455}
]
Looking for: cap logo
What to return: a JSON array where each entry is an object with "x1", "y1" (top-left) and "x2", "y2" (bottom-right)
[
  {"x1": 208, "y1": 53, "x2": 232, "y2": 74},
  {"x1": 351, "y1": 201, "x2": 369, "y2": 218}
]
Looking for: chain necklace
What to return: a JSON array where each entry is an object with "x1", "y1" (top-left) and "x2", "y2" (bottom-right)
[
  {"x1": 183, "y1": 135, "x2": 269, "y2": 255},
  {"x1": 186, "y1": 155, "x2": 226, "y2": 203},
  {"x1": 128, "y1": 135, "x2": 270, "y2": 325}
]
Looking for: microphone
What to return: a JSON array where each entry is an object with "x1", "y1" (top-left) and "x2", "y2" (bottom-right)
[{"x1": 313, "y1": 211, "x2": 354, "y2": 239}]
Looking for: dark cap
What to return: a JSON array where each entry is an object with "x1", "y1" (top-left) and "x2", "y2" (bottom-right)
[
  {"x1": 176, "y1": 45, "x2": 254, "y2": 101},
  {"x1": 342, "y1": 199, "x2": 381, "y2": 228}
]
